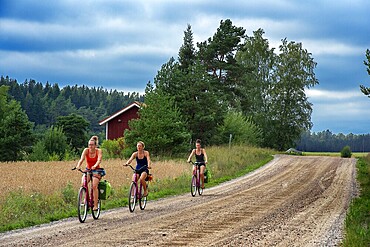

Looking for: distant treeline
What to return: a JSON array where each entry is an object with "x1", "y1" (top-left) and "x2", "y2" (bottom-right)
[
  {"x1": 0, "y1": 76, "x2": 143, "y2": 133},
  {"x1": 296, "y1": 130, "x2": 370, "y2": 152}
]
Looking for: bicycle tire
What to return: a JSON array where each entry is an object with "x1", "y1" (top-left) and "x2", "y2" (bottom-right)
[
  {"x1": 128, "y1": 182, "x2": 137, "y2": 212},
  {"x1": 191, "y1": 175, "x2": 197, "y2": 197},
  {"x1": 92, "y1": 199, "x2": 101, "y2": 219},
  {"x1": 77, "y1": 187, "x2": 88, "y2": 223},
  {"x1": 198, "y1": 185, "x2": 203, "y2": 195},
  {"x1": 139, "y1": 182, "x2": 148, "y2": 210}
]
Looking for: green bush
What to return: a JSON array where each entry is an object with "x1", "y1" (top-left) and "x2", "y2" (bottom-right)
[
  {"x1": 27, "y1": 141, "x2": 49, "y2": 161},
  {"x1": 62, "y1": 182, "x2": 76, "y2": 204},
  {"x1": 101, "y1": 137, "x2": 125, "y2": 159},
  {"x1": 216, "y1": 111, "x2": 263, "y2": 146},
  {"x1": 341, "y1": 145, "x2": 352, "y2": 158},
  {"x1": 44, "y1": 126, "x2": 68, "y2": 160}
]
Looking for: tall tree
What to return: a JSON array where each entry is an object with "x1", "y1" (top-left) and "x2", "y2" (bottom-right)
[
  {"x1": 0, "y1": 86, "x2": 33, "y2": 161},
  {"x1": 56, "y1": 113, "x2": 89, "y2": 151},
  {"x1": 125, "y1": 85, "x2": 191, "y2": 156},
  {"x1": 266, "y1": 39, "x2": 318, "y2": 150},
  {"x1": 155, "y1": 24, "x2": 227, "y2": 144},
  {"x1": 360, "y1": 49, "x2": 370, "y2": 96},
  {"x1": 197, "y1": 19, "x2": 246, "y2": 106},
  {"x1": 236, "y1": 28, "x2": 276, "y2": 135},
  {"x1": 178, "y1": 24, "x2": 196, "y2": 71}
]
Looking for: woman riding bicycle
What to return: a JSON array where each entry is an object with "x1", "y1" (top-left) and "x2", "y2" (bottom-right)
[
  {"x1": 124, "y1": 141, "x2": 152, "y2": 197},
  {"x1": 75, "y1": 136, "x2": 104, "y2": 211},
  {"x1": 187, "y1": 139, "x2": 208, "y2": 189}
]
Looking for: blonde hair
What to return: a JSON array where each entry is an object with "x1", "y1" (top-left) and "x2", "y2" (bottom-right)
[
  {"x1": 137, "y1": 141, "x2": 145, "y2": 148},
  {"x1": 89, "y1": 136, "x2": 99, "y2": 146}
]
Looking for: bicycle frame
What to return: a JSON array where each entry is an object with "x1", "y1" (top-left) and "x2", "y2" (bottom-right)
[
  {"x1": 125, "y1": 164, "x2": 150, "y2": 212},
  {"x1": 72, "y1": 167, "x2": 101, "y2": 222},
  {"x1": 81, "y1": 170, "x2": 94, "y2": 209},
  {"x1": 190, "y1": 161, "x2": 204, "y2": 196}
]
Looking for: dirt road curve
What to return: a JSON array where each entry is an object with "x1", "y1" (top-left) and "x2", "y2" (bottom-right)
[{"x1": 0, "y1": 155, "x2": 357, "y2": 247}]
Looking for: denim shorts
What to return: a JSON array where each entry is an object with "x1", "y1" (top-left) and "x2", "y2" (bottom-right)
[{"x1": 91, "y1": 168, "x2": 106, "y2": 178}]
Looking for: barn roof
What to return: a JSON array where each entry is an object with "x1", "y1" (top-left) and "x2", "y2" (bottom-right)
[{"x1": 98, "y1": 101, "x2": 141, "y2": 126}]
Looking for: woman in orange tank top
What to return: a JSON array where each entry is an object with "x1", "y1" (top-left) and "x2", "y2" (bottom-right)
[{"x1": 76, "y1": 135, "x2": 104, "y2": 211}]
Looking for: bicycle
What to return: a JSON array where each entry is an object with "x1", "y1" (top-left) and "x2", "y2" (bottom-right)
[
  {"x1": 189, "y1": 161, "x2": 205, "y2": 196},
  {"x1": 124, "y1": 164, "x2": 151, "y2": 212},
  {"x1": 72, "y1": 167, "x2": 101, "y2": 223}
]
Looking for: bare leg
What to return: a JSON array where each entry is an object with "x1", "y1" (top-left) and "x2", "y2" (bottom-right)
[
  {"x1": 92, "y1": 177, "x2": 100, "y2": 210},
  {"x1": 140, "y1": 172, "x2": 148, "y2": 196},
  {"x1": 200, "y1": 165, "x2": 206, "y2": 189}
]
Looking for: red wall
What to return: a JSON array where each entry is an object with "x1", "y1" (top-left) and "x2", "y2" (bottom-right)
[{"x1": 107, "y1": 107, "x2": 139, "y2": 140}]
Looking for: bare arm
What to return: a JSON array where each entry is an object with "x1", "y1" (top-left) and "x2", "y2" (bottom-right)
[
  {"x1": 76, "y1": 148, "x2": 88, "y2": 169},
  {"x1": 145, "y1": 151, "x2": 152, "y2": 169},
  {"x1": 125, "y1": 152, "x2": 137, "y2": 165},
  {"x1": 187, "y1": 149, "x2": 195, "y2": 162},
  {"x1": 203, "y1": 148, "x2": 208, "y2": 164},
  {"x1": 92, "y1": 149, "x2": 102, "y2": 170}
]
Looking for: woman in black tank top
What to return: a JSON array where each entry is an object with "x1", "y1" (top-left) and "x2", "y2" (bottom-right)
[
  {"x1": 125, "y1": 141, "x2": 152, "y2": 196},
  {"x1": 187, "y1": 139, "x2": 208, "y2": 189}
]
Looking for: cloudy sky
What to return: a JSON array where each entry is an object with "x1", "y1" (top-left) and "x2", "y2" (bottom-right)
[{"x1": 1, "y1": 0, "x2": 370, "y2": 134}]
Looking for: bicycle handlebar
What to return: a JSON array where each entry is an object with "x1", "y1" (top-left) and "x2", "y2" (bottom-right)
[
  {"x1": 189, "y1": 161, "x2": 205, "y2": 165},
  {"x1": 71, "y1": 167, "x2": 90, "y2": 174},
  {"x1": 124, "y1": 164, "x2": 150, "y2": 173}
]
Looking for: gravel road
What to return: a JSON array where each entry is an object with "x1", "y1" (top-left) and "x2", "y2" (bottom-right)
[{"x1": 0, "y1": 155, "x2": 357, "y2": 246}]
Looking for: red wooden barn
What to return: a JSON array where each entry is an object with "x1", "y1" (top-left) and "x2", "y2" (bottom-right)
[{"x1": 99, "y1": 101, "x2": 141, "y2": 140}]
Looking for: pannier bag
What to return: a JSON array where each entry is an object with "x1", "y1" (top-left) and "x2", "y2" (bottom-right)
[
  {"x1": 146, "y1": 174, "x2": 153, "y2": 182},
  {"x1": 204, "y1": 169, "x2": 211, "y2": 183},
  {"x1": 98, "y1": 180, "x2": 111, "y2": 200}
]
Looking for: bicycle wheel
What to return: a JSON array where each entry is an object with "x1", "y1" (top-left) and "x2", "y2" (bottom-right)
[
  {"x1": 139, "y1": 182, "x2": 148, "y2": 210},
  {"x1": 191, "y1": 175, "x2": 197, "y2": 197},
  {"x1": 128, "y1": 182, "x2": 137, "y2": 212},
  {"x1": 198, "y1": 184, "x2": 203, "y2": 195},
  {"x1": 77, "y1": 187, "x2": 88, "y2": 223},
  {"x1": 92, "y1": 199, "x2": 101, "y2": 220}
]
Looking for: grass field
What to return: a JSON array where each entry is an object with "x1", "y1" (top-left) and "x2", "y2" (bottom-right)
[
  {"x1": 0, "y1": 158, "x2": 190, "y2": 199},
  {"x1": 0, "y1": 145, "x2": 274, "y2": 232}
]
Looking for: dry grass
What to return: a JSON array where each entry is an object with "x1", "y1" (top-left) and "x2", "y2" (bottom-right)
[{"x1": 1, "y1": 159, "x2": 190, "y2": 198}]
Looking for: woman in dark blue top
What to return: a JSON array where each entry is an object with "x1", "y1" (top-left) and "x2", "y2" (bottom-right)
[
  {"x1": 125, "y1": 141, "x2": 152, "y2": 196},
  {"x1": 187, "y1": 139, "x2": 208, "y2": 189}
]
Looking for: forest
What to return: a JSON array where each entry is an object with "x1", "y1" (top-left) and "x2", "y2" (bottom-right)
[
  {"x1": 0, "y1": 76, "x2": 142, "y2": 133},
  {"x1": 1, "y1": 19, "x2": 369, "y2": 161},
  {"x1": 296, "y1": 130, "x2": 370, "y2": 152}
]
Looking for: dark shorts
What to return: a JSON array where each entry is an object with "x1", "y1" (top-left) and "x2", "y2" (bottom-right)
[
  {"x1": 135, "y1": 166, "x2": 149, "y2": 176},
  {"x1": 194, "y1": 162, "x2": 206, "y2": 167}
]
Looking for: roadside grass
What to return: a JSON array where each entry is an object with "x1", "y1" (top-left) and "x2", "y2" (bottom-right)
[
  {"x1": 303, "y1": 152, "x2": 368, "y2": 158},
  {"x1": 342, "y1": 154, "x2": 370, "y2": 246},
  {"x1": 0, "y1": 145, "x2": 274, "y2": 232}
]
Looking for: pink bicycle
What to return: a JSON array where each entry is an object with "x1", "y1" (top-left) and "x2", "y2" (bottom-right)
[
  {"x1": 189, "y1": 161, "x2": 204, "y2": 196},
  {"x1": 124, "y1": 164, "x2": 152, "y2": 212},
  {"x1": 72, "y1": 167, "x2": 101, "y2": 223}
]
